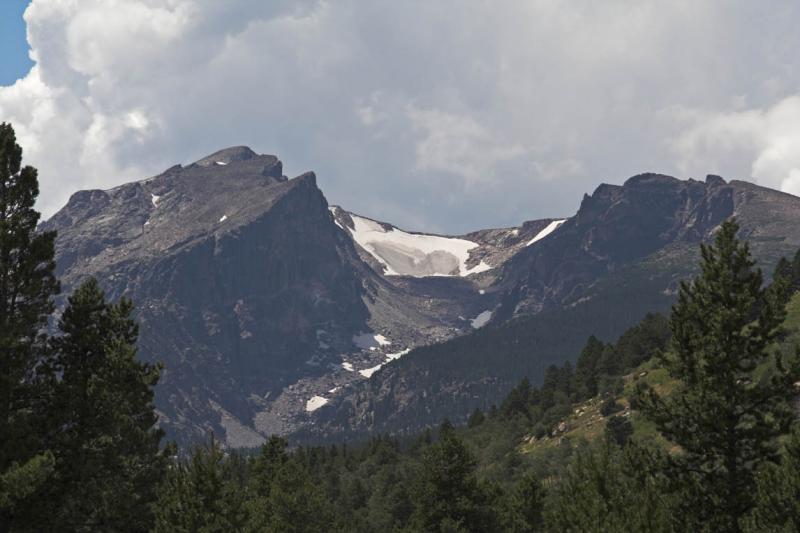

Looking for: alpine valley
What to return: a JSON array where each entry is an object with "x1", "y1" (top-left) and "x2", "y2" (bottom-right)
[{"x1": 42, "y1": 146, "x2": 800, "y2": 447}]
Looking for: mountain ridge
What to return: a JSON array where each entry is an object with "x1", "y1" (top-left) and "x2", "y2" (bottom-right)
[{"x1": 42, "y1": 146, "x2": 800, "y2": 446}]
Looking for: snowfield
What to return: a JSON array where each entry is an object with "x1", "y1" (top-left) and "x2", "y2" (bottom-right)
[
  {"x1": 359, "y1": 365, "x2": 383, "y2": 378},
  {"x1": 353, "y1": 332, "x2": 391, "y2": 350},
  {"x1": 386, "y1": 348, "x2": 410, "y2": 361},
  {"x1": 470, "y1": 310, "x2": 492, "y2": 329},
  {"x1": 305, "y1": 395, "x2": 328, "y2": 412},
  {"x1": 343, "y1": 212, "x2": 493, "y2": 277},
  {"x1": 526, "y1": 219, "x2": 566, "y2": 246}
]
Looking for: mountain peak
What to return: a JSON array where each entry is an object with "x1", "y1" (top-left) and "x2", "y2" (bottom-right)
[
  {"x1": 193, "y1": 146, "x2": 258, "y2": 167},
  {"x1": 622, "y1": 172, "x2": 680, "y2": 187}
]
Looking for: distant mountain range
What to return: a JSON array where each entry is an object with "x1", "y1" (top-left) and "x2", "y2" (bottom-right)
[{"x1": 42, "y1": 147, "x2": 800, "y2": 447}]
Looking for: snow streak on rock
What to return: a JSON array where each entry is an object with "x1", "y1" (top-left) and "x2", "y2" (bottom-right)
[{"x1": 526, "y1": 219, "x2": 566, "y2": 246}]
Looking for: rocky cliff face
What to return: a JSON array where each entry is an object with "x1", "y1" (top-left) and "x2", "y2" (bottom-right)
[
  {"x1": 46, "y1": 148, "x2": 380, "y2": 445},
  {"x1": 44, "y1": 147, "x2": 518, "y2": 446},
  {"x1": 46, "y1": 156, "x2": 800, "y2": 446},
  {"x1": 307, "y1": 174, "x2": 800, "y2": 440},
  {"x1": 491, "y1": 173, "x2": 798, "y2": 317}
]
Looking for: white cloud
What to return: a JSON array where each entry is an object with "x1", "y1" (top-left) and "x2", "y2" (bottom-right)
[
  {"x1": 1, "y1": 0, "x2": 800, "y2": 232},
  {"x1": 406, "y1": 106, "x2": 527, "y2": 186},
  {"x1": 667, "y1": 95, "x2": 800, "y2": 195}
]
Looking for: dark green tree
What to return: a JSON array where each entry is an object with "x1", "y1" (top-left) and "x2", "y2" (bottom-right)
[
  {"x1": 605, "y1": 415, "x2": 634, "y2": 447},
  {"x1": 410, "y1": 422, "x2": 500, "y2": 532},
  {"x1": 575, "y1": 335, "x2": 605, "y2": 399},
  {"x1": 38, "y1": 279, "x2": 166, "y2": 531},
  {"x1": 245, "y1": 436, "x2": 333, "y2": 532},
  {"x1": 638, "y1": 219, "x2": 800, "y2": 532},
  {"x1": 614, "y1": 312, "x2": 670, "y2": 369},
  {"x1": 743, "y1": 424, "x2": 800, "y2": 532},
  {"x1": 500, "y1": 377, "x2": 532, "y2": 420},
  {"x1": 545, "y1": 440, "x2": 672, "y2": 532},
  {"x1": 154, "y1": 437, "x2": 247, "y2": 533},
  {"x1": 773, "y1": 249, "x2": 800, "y2": 296},
  {"x1": 0, "y1": 123, "x2": 59, "y2": 526},
  {"x1": 504, "y1": 473, "x2": 545, "y2": 532},
  {"x1": 467, "y1": 407, "x2": 485, "y2": 428}
]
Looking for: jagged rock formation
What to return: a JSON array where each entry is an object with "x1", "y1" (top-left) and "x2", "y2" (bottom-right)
[
  {"x1": 307, "y1": 174, "x2": 800, "y2": 440},
  {"x1": 44, "y1": 148, "x2": 524, "y2": 446},
  {"x1": 45, "y1": 153, "x2": 800, "y2": 446}
]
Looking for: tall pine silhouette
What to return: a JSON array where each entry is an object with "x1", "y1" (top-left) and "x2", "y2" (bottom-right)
[
  {"x1": 0, "y1": 123, "x2": 59, "y2": 525},
  {"x1": 37, "y1": 279, "x2": 166, "y2": 531},
  {"x1": 639, "y1": 219, "x2": 800, "y2": 532}
]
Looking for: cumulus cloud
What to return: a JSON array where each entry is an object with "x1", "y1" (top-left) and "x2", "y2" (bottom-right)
[
  {"x1": 1, "y1": 0, "x2": 800, "y2": 232},
  {"x1": 668, "y1": 96, "x2": 800, "y2": 196}
]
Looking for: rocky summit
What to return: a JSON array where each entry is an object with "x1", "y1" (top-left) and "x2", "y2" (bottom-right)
[{"x1": 43, "y1": 148, "x2": 800, "y2": 446}]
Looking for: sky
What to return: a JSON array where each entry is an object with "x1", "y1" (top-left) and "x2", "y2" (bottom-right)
[
  {"x1": 0, "y1": 1, "x2": 33, "y2": 85},
  {"x1": 1, "y1": 1, "x2": 800, "y2": 234}
]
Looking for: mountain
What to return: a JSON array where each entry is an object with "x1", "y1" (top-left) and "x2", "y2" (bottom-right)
[
  {"x1": 303, "y1": 173, "x2": 800, "y2": 441},
  {"x1": 44, "y1": 147, "x2": 537, "y2": 446},
  {"x1": 44, "y1": 149, "x2": 800, "y2": 447}
]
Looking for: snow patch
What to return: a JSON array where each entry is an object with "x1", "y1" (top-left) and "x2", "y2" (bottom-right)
[
  {"x1": 305, "y1": 396, "x2": 328, "y2": 412},
  {"x1": 215, "y1": 161, "x2": 228, "y2": 166},
  {"x1": 359, "y1": 364, "x2": 383, "y2": 378},
  {"x1": 219, "y1": 215, "x2": 228, "y2": 223},
  {"x1": 353, "y1": 332, "x2": 391, "y2": 350},
  {"x1": 341, "y1": 362, "x2": 354, "y2": 372},
  {"x1": 151, "y1": 194, "x2": 160, "y2": 207},
  {"x1": 386, "y1": 348, "x2": 410, "y2": 361},
  {"x1": 479, "y1": 289, "x2": 485, "y2": 295},
  {"x1": 328, "y1": 206, "x2": 346, "y2": 230},
  {"x1": 470, "y1": 310, "x2": 492, "y2": 329},
  {"x1": 467, "y1": 260, "x2": 492, "y2": 275},
  {"x1": 328, "y1": 387, "x2": 340, "y2": 394},
  {"x1": 347, "y1": 213, "x2": 492, "y2": 277},
  {"x1": 526, "y1": 219, "x2": 566, "y2": 246}
]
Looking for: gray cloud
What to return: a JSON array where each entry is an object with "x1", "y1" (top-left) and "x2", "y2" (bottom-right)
[{"x1": 1, "y1": 0, "x2": 800, "y2": 233}]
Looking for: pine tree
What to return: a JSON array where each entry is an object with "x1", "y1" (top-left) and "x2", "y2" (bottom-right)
[
  {"x1": 575, "y1": 335, "x2": 605, "y2": 399},
  {"x1": 773, "y1": 249, "x2": 800, "y2": 296},
  {"x1": 544, "y1": 440, "x2": 672, "y2": 532},
  {"x1": 742, "y1": 424, "x2": 800, "y2": 532},
  {"x1": 410, "y1": 421, "x2": 500, "y2": 532},
  {"x1": 467, "y1": 407, "x2": 485, "y2": 428},
  {"x1": 638, "y1": 219, "x2": 800, "y2": 532},
  {"x1": 245, "y1": 436, "x2": 333, "y2": 532},
  {"x1": 154, "y1": 437, "x2": 247, "y2": 533},
  {"x1": 504, "y1": 473, "x2": 545, "y2": 532},
  {"x1": 0, "y1": 123, "x2": 59, "y2": 526},
  {"x1": 38, "y1": 278, "x2": 166, "y2": 531},
  {"x1": 605, "y1": 415, "x2": 634, "y2": 447}
]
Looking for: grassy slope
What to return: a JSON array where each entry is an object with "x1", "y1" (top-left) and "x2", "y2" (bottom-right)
[{"x1": 519, "y1": 293, "x2": 800, "y2": 458}]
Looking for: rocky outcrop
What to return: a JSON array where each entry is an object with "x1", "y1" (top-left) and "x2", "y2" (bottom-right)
[
  {"x1": 44, "y1": 148, "x2": 512, "y2": 446},
  {"x1": 492, "y1": 174, "x2": 789, "y2": 317},
  {"x1": 45, "y1": 151, "x2": 378, "y2": 446},
  {"x1": 46, "y1": 161, "x2": 800, "y2": 446},
  {"x1": 309, "y1": 174, "x2": 800, "y2": 440}
]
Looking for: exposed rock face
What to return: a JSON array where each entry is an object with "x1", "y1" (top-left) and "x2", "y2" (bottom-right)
[
  {"x1": 309, "y1": 174, "x2": 800, "y2": 440},
  {"x1": 492, "y1": 173, "x2": 792, "y2": 317},
  {"x1": 44, "y1": 148, "x2": 513, "y2": 446},
  {"x1": 44, "y1": 151, "x2": 377, "y2": 446},
  {"x1": 46, "y1": 158, "x2": 800, "y2": 446}
]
